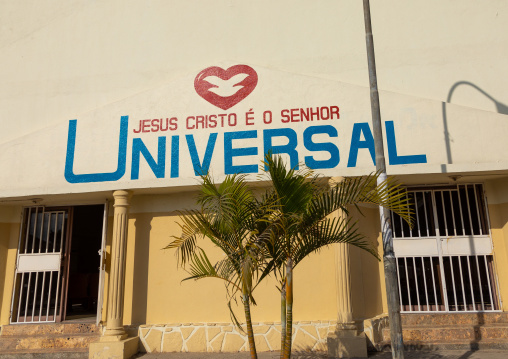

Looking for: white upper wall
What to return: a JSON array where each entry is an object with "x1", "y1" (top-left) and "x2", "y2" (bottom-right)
[
  {"x1": 1, "y1": 0, "x2": 507, "y2": 143},
  {"x1": 0, "y1": 0, "x2": 507, "y2": 198}
]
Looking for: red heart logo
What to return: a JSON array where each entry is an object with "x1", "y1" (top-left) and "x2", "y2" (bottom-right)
[{"x1": 194, "y1": 65, "x2": 258, "y2": 110}]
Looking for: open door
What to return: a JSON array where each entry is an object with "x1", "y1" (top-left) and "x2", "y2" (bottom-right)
[
  {"x1": 64, "y1": 204, "x2": 105, "y2": 322},
  {"x1": 96, "y1": 201, "x2": 108, "y2": 325},
  {"x1": 10, "y1": 204, "x2": 108, "y2": 324}
]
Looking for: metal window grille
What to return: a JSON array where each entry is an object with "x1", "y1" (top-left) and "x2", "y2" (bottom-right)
[
  {"x1": 391, "y1": 184, "x2": 500, "y2": 313},
  {"x1": 10, "y1": 207, "x2": 68, "y2": 323}
]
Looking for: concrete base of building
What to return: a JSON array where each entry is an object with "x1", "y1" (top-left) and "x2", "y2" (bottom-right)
[
  {"x1": 89, "y1": 336, "x2": 139, "y2": 359},
  {"x1": 327, "y1": 329, "x2": 368, "y2": 358}
]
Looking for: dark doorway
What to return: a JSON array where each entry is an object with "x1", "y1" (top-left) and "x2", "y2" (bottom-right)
[{"x1": 64, "y1": 205, "x2": 104, "y2": 321}]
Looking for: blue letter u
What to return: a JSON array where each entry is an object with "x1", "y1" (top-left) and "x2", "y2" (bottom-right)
[{"x1": 64, "y1": 116, "x2": 128, "y2": 183}]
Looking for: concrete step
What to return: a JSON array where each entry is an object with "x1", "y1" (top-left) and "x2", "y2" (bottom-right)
[
  {"x1": 400, "y1": 312, "x2": 508, "y2": 326},
  {"x1": 382, "y1": 324, "x2": 508, "y2": 342},
  {"x1": 0, "y1": 348, "x2": 88, "y2": 359},
  {"x1": 378, "y1": 339, "x2": 508, "y2": 351},
  {"x1": 0, "y1": 323, "x2": 99, "y2": 336},
  {"x1": 0, "y1": 333, "x2": 99, "y2": 352},
  {"x1": 384, "y1": 324, "x2": 508, "y2": 341}
]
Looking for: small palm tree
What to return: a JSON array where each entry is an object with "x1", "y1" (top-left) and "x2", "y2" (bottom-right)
[
  {"x1": 259, "y1": 155, "x2": 413, "y2": 359},
  {"x1": 165, "y1": 173, "x2": 274, "y2": 359}
]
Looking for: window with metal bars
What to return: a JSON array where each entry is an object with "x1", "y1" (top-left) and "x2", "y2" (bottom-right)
[
  {"x1": 392, "y1": 184, "x2": 488, "y2": 239},
  {"x1": 391, "y1": 184, "x2": 500, "y2": 312}
]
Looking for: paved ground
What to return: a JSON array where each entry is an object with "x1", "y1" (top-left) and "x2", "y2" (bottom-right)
[
  {"x1": 133, "y1": 350, "x2": 508, "y2": 359},
  {"x1": 1, "y1": 350, "x2": 505, "y2": 358}
]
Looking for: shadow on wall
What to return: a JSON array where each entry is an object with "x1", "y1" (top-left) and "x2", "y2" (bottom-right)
[
  {"x1": 442, "y1": 81, "x2": 508, "y2": 166},
  {"x1": 130, "y1": 214, "x2": 152, "y2": 325},
  {"x1": 349, "y1": 206, "x2": 384, "y2": 320},
  {"x1": 0, "y1": 224, "x2": 12, "y2": 322},
  {"x1": 0, "y1": 222, "x2": 19, "y2": 325}
]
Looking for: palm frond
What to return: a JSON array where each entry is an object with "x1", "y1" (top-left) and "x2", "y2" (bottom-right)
[
  {"x1": 293, "y1": 216, "x2": 378, "y2": 266},
  {"x1": 304, "y1": 173, "x2": 414, "y2": 230},
  {"x1": 183, "y1": 248, "x2": 243, "y2": 291}
]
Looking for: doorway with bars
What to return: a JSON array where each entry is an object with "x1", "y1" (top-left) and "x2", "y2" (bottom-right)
[
  {"x1": 9, "y1": 204, "x2": 107, "y2": 324},
  {"x1": 392, "y1": 184, "x2": 501, "y2": 313}
]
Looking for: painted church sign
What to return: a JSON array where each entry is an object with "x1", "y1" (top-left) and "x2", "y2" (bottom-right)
[
  {"x1": 2, "y1": 63, "x2": 506, "y2": 198},
  {"x1": 64, "y1": 65, "x2": 427, "y2": 184}
]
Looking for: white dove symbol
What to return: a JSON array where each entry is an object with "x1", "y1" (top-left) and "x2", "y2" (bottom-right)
[{"x1": 204, "y1": 73, "x2": 249, "y2": 97}]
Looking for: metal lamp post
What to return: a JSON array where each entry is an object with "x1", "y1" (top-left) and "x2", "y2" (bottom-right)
[{"x1": 362, "y1": 1, "x2": 405, "y2": 358}]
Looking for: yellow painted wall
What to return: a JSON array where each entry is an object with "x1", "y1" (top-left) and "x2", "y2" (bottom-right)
[
  {"x1": 485, "y1": 178, "x2": 508, "y2": 311},
  {"x1": 349, "y1": 206, "x2": 387, "y2": 319},
  {"x1": 489, "y1": 202, "x2": 508, "y2": 310},
  {"x1": 100, "y1": 192, "x2": 389, "y2": 326},
  {"x1": 118, "y1": 210, "x2": 340, "y2": 325},
  {"x1": 0, "y1": 219, "x2": 21, "y2": 325},
  {"x1": 0, "y1": 223, "x2": 12, "y2": 324}
]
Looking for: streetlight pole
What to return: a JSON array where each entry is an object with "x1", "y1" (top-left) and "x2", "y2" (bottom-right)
[{"x1": 362, "y1": 1, "x2": 405, "y2": 358}]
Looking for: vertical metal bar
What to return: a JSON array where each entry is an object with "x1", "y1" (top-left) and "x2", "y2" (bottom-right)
[
  {"x1": 457, "y1": 186, "x2": 466, "y2": 236},
  {"x1": 464, "y1": 185, "x2": 475, "y2": 235},
  {"x1": 421, "y1": 257, "x2": 429, "y2": 311},
  {"x1": 400, "y1": 213, "x2": 405, "y2": 237},
  {"x1": 413, "y1": 257, "x2": 421, "y2": 311},
  {"x1": 449, "y1": 190, "x2": 457, "y2": 236},
  {"x1": 458, "y1": 256, "x2": 467, "y2": 311},
  {"x1": 484, "y1": 255, "x2": 494, "y2": 310},
  {"x1": 24, "y1": 272, "x2": 32, "y2": 322},
  {"x1": 406, "y1": 192, "x2": 411, "y2": 237},
  {"x1": 46, "y1": 270, "x2": 53, "y2": 318},
  {"x1": 475, "y1": 255, "x2": 485, "y2": 311},
  {"x1": 53, "y1": 212, "x2": 66, "y2": 320},
  {"x1": 431, "y1": 190, "x2": 448, "y2": 311},
  {"x1": 38, "y1": 209, "x2": 46, "y2": 253},
  {"x1": 482, "y1": 185, "x2": 493, "y2": 237},
  {"x1": 423, "y1": 191, "x2": 430, "y2": 236},
  {"x1": 45, "y1": 213, "x2": 57, "y2": 321},
  {"x1": 439, "y1": 258, "x2": 449, "y2": 312},
  {"x1": 414, "y1": 192, "x2": 421, "y2": 237},
  {"x1": 440, "y1": 192, "x2": 448, "y2": 236},
  {"x1": 39, "y1": 271, "x2": 46, "y2": 320},
  {"x1": 31, "y1": 207, "x2": 39, "y2": 253},
  {"x1": 53, "y1": 213, "x2": 60, "y2": 252},
  {"x1": 45, "y1": 213, "x2": 53, "y2": 253},
  {"x1": 16, "y1": 273, "x2": 25, "y2": 322},
  {"x1": 53, "y1": 263, "x2": 62, "y2": 319},
  {"x1": 391, "y1": 209, "x2": 397, "y2": 239},
  {"x1": 404, "y1": 257, "x2": 412, "y2": 311},
  {"x1": 430, "y1": 257, "x2": 438, "y2": 311},
  {"x1": 31, "y1": 272, "x2": 39, "y2": 321},
  {"x1": 59, "y1": 212, "x2": 66, "y2": 252},
  {"x1": 473, "y1": 185, "x2": 482, "y2": 235},
  {"x1": 23, "y1": 208, "x2": 32, "y2": 254},
  {"x1": 31, "y1": 210, "x2": 46, "y2": 321},
  {"x1": 396, "y1": 258, "x2": 403, "y2": 309},
  {"x1": 466, "y1": 256, "x2": 476, "y2": 310},
  {"x1": 449, "y1": 256, "x2": 458, "y2": 311}
]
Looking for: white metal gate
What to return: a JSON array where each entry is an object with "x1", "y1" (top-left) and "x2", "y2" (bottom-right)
[
  {"x1": 392, "y1": 184, "x2": 500, "y2": 312},
  {"x1": 10, "y1": 207, "x2": 69, "y2": 323}
]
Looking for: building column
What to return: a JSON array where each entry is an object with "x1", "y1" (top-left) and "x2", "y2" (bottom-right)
[
  {"x1": 91, "y1": 190, "x2": 139, "y2": 359},
  {"x1": 104, "y1": 190, "x2": 132, "y2": 339},
  {"x1": 335, "y1": 242, "x2": 356, "y2": 329},
  {"x1": 327, "y1": 177, "x2": 367, "y2": 358}
]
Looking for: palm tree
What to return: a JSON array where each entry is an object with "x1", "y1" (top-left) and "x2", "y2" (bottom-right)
[
  {"x1": 259, "y1": 155, "x2": 413, "y2": 359},
  {"x1": 165, "y1": 173, "x2": 274, "y2": 359}
]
